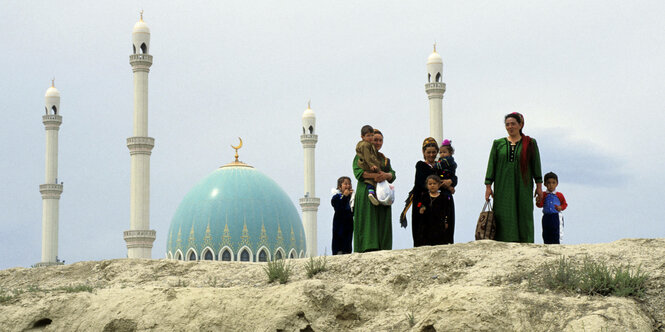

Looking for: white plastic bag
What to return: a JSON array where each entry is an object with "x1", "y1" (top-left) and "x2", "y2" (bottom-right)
[{"x1": 376, "y1": 180, "x2": 395, "y2": 206}]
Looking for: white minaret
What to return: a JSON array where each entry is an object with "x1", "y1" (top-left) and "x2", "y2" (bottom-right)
[
  {"x1": 36, "y1": 80, "x2": 64, "y2": 267},
  {"x1": 124, "y1": 11, "x2": 156, "y2": 258},
  {"x1": 425, "y1": 43, "x2": 446, "y2": 144},
  {"x1": 299, "y1": 102, "x2": 320, "y2": 257}
]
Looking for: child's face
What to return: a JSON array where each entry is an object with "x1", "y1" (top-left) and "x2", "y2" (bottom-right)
[
  {"x1": 439, "y1": 148, "x2": 451, "y2": 158},
  {"x1": 340, "y1": 179, "x2": 352, "y2": 192},
  {"x1": 545, "y1": 178, "x2": 558, "y2": 192},
  {"x1": 362, "y1": 132, "x2": 374, "y2": 143},
  {"x1": 427, "y1": 179, "x2": 440, "y2": 193}
]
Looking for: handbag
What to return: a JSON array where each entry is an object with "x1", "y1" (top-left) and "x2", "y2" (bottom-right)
[{"x1": 475, "y1": 200, "x2": 496, "y2": 240}]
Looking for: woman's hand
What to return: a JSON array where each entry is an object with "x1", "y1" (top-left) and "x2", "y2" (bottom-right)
[
  {"x1": 534, "y1": 185, "x2": 543, "y2": 203},
  {"x1": 485, "y1": 185, "x2": 493, "y2": 201},
  {"x1": 440, "y1": 179, "x2": 455, "y2": 194}
]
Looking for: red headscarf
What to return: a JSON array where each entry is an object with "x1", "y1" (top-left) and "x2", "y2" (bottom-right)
[{"x1": 506, "y1": 112, "x2": 533, "y2": 184}]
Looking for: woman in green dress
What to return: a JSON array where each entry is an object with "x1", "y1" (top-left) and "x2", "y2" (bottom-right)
[
  {"x1": 485, "y1": 112, "x2": 543, "y2": 243},
  {"x1": 353, "y1": 129, "x2": 396, "y2": 252}
]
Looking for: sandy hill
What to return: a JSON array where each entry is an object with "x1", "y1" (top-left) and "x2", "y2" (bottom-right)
[{"x1": 1, "y1": 239, "x2": 664, "y2": 331}]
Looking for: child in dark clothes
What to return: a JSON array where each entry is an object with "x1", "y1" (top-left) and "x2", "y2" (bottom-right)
[
  {"x1": 331, "y1": 176, "x2": 354, "y2": 254},
  {"x1": 435, "y1": 139, "x2": 457, "y2": 187},
  {"x1": 416, "y1": 175, "x2": 451, "y2": 245},
  {"x1": 536, "y1": 172, "x2": 568, "y2": 244}
]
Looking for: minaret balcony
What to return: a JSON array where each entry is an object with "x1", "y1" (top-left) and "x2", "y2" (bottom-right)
[
  {"x1": 39, "y1": 184, "x2": 63, "y2": 199},
  {"x1": 127, "y1": 136, "x2": 155, "y2": 155},
  {"x1": 425, "y1": 82, "x2": 446, "y2": 96},
  {"x1": 42, "y1": 115, "x2": 63, "y2": 128},
  {"x1": 123, "y1": 229, "x2": 156, "y2": 249},
  {"x1": 129, "y1": 54, "x2": 153, "y2": 71},
  {"x1": 300, "y1": 134, "x2": 318, "y2": 146},
  {"x1": 299, "y1": 197, "x2": 320, "y2": 210}
]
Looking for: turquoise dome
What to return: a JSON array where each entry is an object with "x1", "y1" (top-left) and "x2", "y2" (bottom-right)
[{"x1": 166, "y1": 162, "x2": 306, "y2": 262}]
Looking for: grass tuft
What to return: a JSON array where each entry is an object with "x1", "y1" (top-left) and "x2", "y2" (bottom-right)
[
  {"x1": 539, "y1": 256, "x2": 648, "y2": 298},
  {"x1": 58, "y1": 284, "x2": 94, "y2": 293},
  {"x1": 264, "y1": 259, "x2": 292, "y2": 284},
  {"x1": 304, "y1": 256, "x2": 328, "y2": 278}
]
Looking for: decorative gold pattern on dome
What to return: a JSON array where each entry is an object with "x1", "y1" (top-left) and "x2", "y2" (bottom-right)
[
  {"x1": 275, "y1": 224, "x2": 284, "y2": 250},
  {"x1": 258, "y1": 221, "x2": 269, "y2": 249},
  {"x1": 289, "y1": 226, "x2": 296, "y2": 250},
  {"x1": 167, "y1": 228, "x2": 173, "y2": 252},
  {"x1": 187, "y1": 223, "x2": 196, "y2": 251},
  {"x1": 221, "y1": 219, "x2": 233, "y2": 250},
  {"x1": 221, "y1": 137, "x2": 254, "y2": 168},
  {"x1": 202, "y1": 221, "x2": 214, "y2": 250},
  {"x1": 175, "y1": 226, "x2": 183, "y2": 252},
  {"x1": 239, "y1": 220, "x2": 252, "y2": 248}
]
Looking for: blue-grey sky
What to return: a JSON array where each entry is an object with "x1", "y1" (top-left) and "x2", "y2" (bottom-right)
[{"x1": 2, "y1": 1, "x2": 664, "y2": 269}]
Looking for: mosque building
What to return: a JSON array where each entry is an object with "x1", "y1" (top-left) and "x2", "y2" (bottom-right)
[{"x1": 35, "y1": 13, "x2": 445, "y2": 265}]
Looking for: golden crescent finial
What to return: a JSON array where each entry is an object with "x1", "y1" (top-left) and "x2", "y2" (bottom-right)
[
  {"x1": 140, "y1": 10, "x2": 144, "y2": 21},
  {"x1": 51, "y1": 77, "x2": 55, "y2": 88},
  {"x1": 230, "y1": 137, "x2": 243, "y2": 162},
  {"x1": 307, "y1": 100, "x2": 311, "y2": 109},
  {"x1": 433, "y1": 42, "x2": 437, "y2": 53}
]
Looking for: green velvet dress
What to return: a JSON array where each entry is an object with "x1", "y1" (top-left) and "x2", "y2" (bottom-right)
[
  {"x1": 353, "y1": 154, "x2": 396, "y2": 252},
  {"x1": 484, "y1": 138, "x2": 542, "y2": 243}
]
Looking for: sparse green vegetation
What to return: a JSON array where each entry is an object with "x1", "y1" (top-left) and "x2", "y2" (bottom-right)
[
  {"x1": 58, "y1": 284, "x2": 94, "y2": 293},
  {"x1": 264, "y1": 259, "x2": 292, "y2": 284},
  {"x1": 537, "y1": 256, "x2": 648, "y2": 298},
  {"x1": 304, "y1": 256, "x2": 327, "y2": 278},
  {"x1": 170, "y1": 278, "x2": 189, "y2": 287},
  {"x1": 406, "y1": 310, "x2": 416, "y2": 327},
  {"x1": 206, "y1": 276, "x2": 218, "y2": 287}
]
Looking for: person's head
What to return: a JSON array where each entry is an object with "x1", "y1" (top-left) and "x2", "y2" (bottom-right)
[
  {"x1": 422, "y1": 137, "x2": 439, "y2": 164},
  {"x1": 372, "y1": 129, "x2": 384, "y2": 151},
  {"x1": 504, "y1": 112, "x2": 524, "y2": 137},
  {"x1": 439, "y1": 139, "x2": 454, "y2": 158},
  {"x1": 336, "y1": 176, "x2": 352, "y2": 191},
  {"x1": 361, "y1": 125, "x2": 374, "y2": 143},
  {"x1": 426, "y1": 175, "x2": 441, "y2": 193},
  {"x1": 544, "y1": 172, "x2": 558, "y2": 192}
]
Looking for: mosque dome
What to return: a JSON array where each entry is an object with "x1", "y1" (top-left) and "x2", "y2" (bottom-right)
[
  {"x1": 166, "y1": 161, "x2": 306, "y2": 262},
  {"x1": 132, "y1": 20, "x2": 150, "y2": 34},
  {"x1": 45, "y1": 86, "x2": 60, "y2": 98},
  {"x1": 427, "y1": 51, "x2": 442, "y2": 64}
]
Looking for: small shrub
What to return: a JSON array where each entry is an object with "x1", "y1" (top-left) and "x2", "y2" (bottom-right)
[
  {"x1": 206, "y1": 276, "x2": 218, "y2": 287},
  {"x1": 59, "y1": 284, "x2": 94, "y2": 293},
  {"x1": 264, "y1": 259, "x2": 292, "y2": 284},
  {"x1": 171, "y1": 278, "x2": 189, "y2": 287},
  {"x1": 406, "y1": 310, "x2": 416, "y2": 327},
  {"x1": 304, "y1": 256, "x2": 328, "y2": 278},
  {"x1": 538, "y1": 256, "x2": 648, "y2": 298}
]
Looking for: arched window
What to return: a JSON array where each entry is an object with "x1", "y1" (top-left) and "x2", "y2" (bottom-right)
[
  {"x1": 189, "y1": 251, "x2": 197, "y2": 261},
  {"x1": 308, "y1": 125, "x2": 314, "y2": 134},
  {"x1": 221, "y1": 249, "x2": 232, "y2": 261},
  {"x1": 140, "y1": 43, "x2": 147, "y2": 54},
  {"x1": 176, "y1": 252, "x2": 182, "y2": 260},
  {"x1": 240, "y1": 249, "x2": 250, "y2": 262},
  {"x1": 289, "y1": 249, "x2": 296, "y2": 259},
  {"x1": 436, "y1": 73, "x2": 441, "y2": 83},
  {"x1": 258, "y1": 249, "x2": 268, "y2": 262},
  {"x1": 204, "y1": 250, "x2": 213, "y2": 261},
  {"x1": 44, "y1": 107, "x2": 48, "y2": 115},
  {"x1": 275, "y1": 251, "x2": 283, "y2": 260},
  {"x1": 133, "y1": 44, "x2": 136, "y2": 54},
  {"x1": 302, "y1": 127, "x2": 305, "y2": 134},
  {"x1": 299, "y1": 251, "x2": 304, "y2": 258},
  {"x1": 428, "y1": 73, "x2": 431, "y2": 83},
  {"x1": 52, "y1": 106, "x2": 57, "y2": 115}
]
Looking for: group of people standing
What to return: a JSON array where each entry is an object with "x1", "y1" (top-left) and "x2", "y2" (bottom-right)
[{"x1": 331, "y1": 112, "x2": 567, "y2": 255}]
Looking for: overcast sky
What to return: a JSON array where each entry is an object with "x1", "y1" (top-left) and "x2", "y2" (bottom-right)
[{"x1": 1, "y1": 1, "x2": 664, "y2": 270}]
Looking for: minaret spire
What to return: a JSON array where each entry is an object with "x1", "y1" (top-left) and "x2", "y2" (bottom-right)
[
  {"x1": 124, "y1": 12, "x2": 156, "y2": 258},
  {"x1": 425, "y1": 44, "x2": 446, "y2": 144},
  {"x1": 300, "y1": 101, "x2": 320, "y2": 257},
  {"x1": 36, "y1": 81, "x2": 64, "y2": 267}
]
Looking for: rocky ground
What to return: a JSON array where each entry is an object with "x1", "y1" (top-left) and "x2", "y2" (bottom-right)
[{"x1": 1, "y1": 239, "x2": 664, "y2": 331}]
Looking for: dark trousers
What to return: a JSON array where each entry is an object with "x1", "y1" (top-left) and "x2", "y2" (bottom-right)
[{"x1": 542, "y1": 213, "x2": 561, "y2": 244}]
